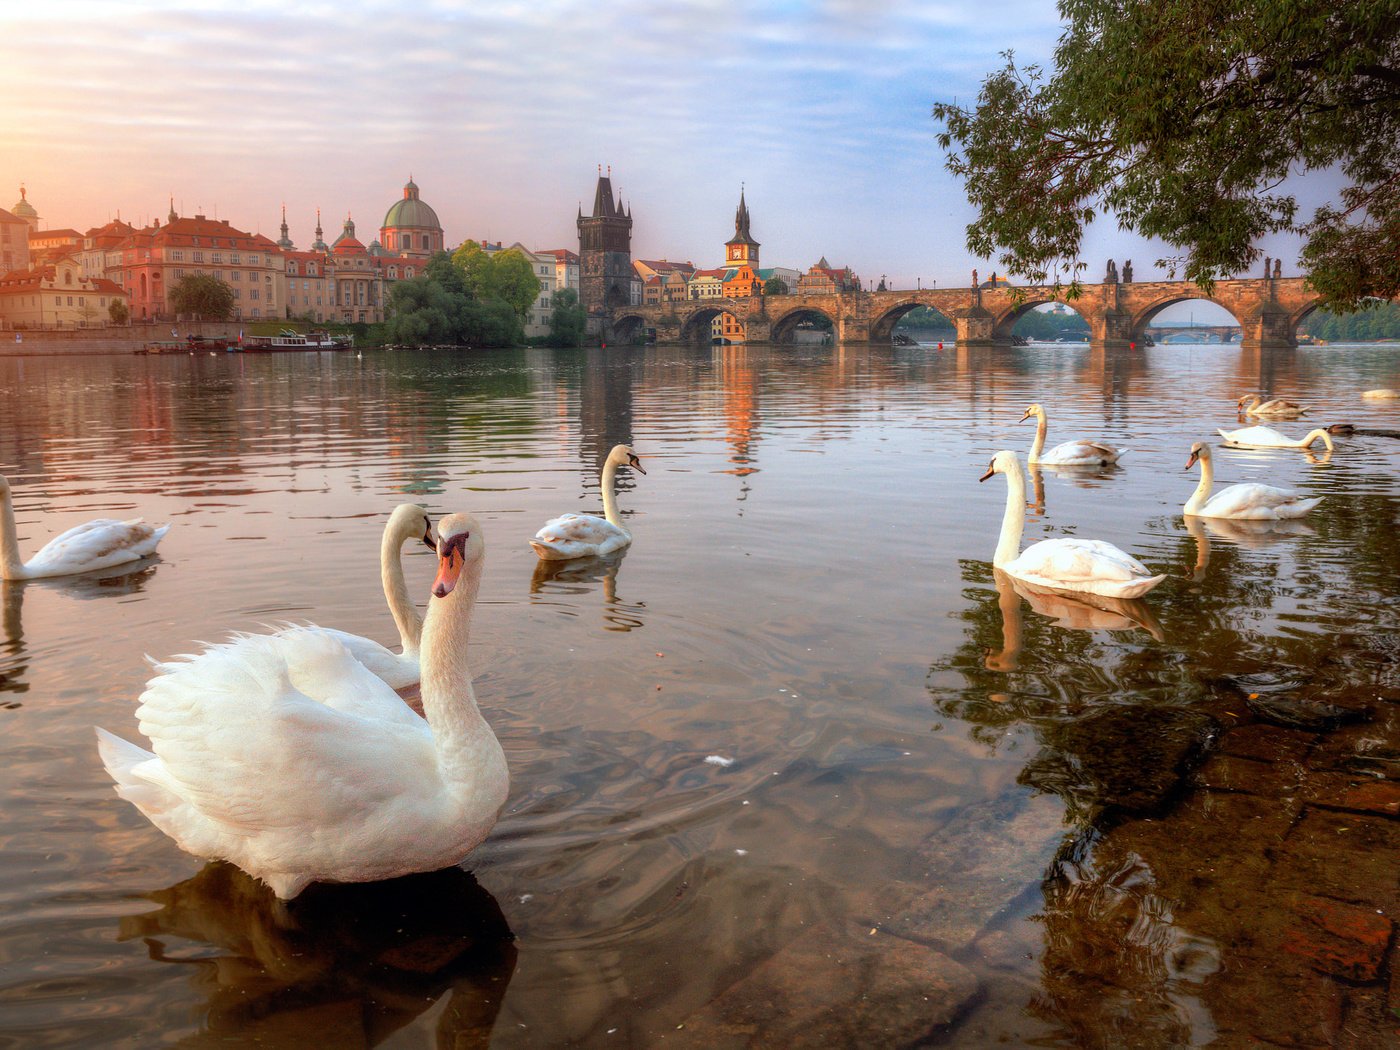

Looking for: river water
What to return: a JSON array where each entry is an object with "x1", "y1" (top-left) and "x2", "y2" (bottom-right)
[{"x1": 0, "y1": 342, "x2": 1397, "y2": 1047}]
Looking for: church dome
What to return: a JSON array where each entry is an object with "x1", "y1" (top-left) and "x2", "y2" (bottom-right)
[
  {"x1": 11, "y1": 186, "x2": 37, "y2": 221},
  {"x1": 382, "y1": 178, "x2": 440, "y2": 230}
]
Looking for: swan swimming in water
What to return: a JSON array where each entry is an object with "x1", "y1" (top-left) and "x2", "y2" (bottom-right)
[
  {"x1": 1183, "y1": 442, "x2": 1321, "y2": 519},
  {"x1": 1020, "y1": 404, "x2": 1127, "y2": 466},
  {"x1": 1216, "y1": 425, "x2": 1334, "y2": 450},
  {"x1": 1, "y1": 474, "x2": 169, "y2": 580},
  {"x1": 95, "y1": 512, "x2": 508, "y2": 900},
  {"x1": 1237, "y1": 394, "x2": 1308, "y2": 417},
  {"x1": 979, "y1": 450, "x2": 1164, "y2": 599},
  {"x1": 531, "y1": 444, "x2": 646, "y2": 560}
]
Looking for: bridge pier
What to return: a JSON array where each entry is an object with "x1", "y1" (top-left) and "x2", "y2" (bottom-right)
[
  {"x1": 1240, "y1": 303, "x2": 1298, "y2": 352},
  {"x1": 953, "y1": 307, "x2": 997, "y2": 347}
]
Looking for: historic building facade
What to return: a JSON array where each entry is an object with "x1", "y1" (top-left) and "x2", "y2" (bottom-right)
[
  {"x1": 0, "y1": 207, "x2": 29, "y2": 274},
  {"x1": 0, "y1": 256, "x2": 128, "y2": 328}
]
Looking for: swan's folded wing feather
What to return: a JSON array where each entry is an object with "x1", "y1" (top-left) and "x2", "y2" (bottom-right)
[
  {"x1": 533, "y1": 513, "x2": 620, "y2": 546},
  {"x1": 135, "y1": 631, "x2": 435, "y2": 830},
  {"x1": 1202, "y1": 483, "x2": 1304, "y2": 518},
  {"x1": 26, "y1": 518, "x2": 165, "y2": 571},
  {"x1": 1015, "y1": 538, "x2": 1151, "y2": 582}
]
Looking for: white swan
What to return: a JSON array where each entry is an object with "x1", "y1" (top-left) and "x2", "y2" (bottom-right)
[
  {"x1": 1184, "y1": 442, "x2": 1321, "y2": 519},
  {"x1": 1021, "y1": 404, "x2": 1127, "y2": 465},
  {"x1": 95, "y1": 512, "x2": 508, "y2": 900},
  {"x1": 531, "y1": 444, "x2": 646, "y2": 560},
  {"x1": 979, "y1": 450, "x2": 1165, "y2": 599},
  {"x1": 304, "y1": 503, "x2": 435, "y2": 691},
  {"x1": 1216, "y1": 425, "x2": 1334, "y2": 451},
  {"x1": 1362, "y1": 388, "x2": 1399, "y2": 400},
  {"x1": 1, "y1": 474, "x2": 169, "y2": 580},
  {"x1": 1237, "y1": 394, "x2": 1308, "y2": 417}
]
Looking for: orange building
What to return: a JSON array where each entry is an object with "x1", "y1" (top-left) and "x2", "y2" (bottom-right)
[{"x1": 0, "y1": 256, "x2": 128, "y2": 328}]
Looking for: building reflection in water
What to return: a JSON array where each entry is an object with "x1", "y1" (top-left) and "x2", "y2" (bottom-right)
[
  {"x1": 715, "y1": 346, "x2": 759, "y2": 506},
  {"x1": 118, "y1": 863, "x2": 516, "y2": 1048}
]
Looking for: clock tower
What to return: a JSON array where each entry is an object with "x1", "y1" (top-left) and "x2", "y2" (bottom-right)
[{"x1": 724, "y1": 188, "x2": 759, "y2": 271}]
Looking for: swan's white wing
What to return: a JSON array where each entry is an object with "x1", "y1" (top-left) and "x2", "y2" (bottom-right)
[
  {"x1": 1011, "y1": 537, "x2": 1153, "y2": 583},
  {"x1": 25, "y1": 519, "x2": 169, "y2": 575},
  {"x1": 135, "y1": 631, "x2": 436, "y2": 831},
  {"x1": 1041, "y1": 439, "x2": 1125, "y2": 464},
  {"x1": 1200, "y1": 483, "x2": 1318, "y2": 519},
  {"x1": 297, "y1": 626, "x2": 421, "y2": 696}
]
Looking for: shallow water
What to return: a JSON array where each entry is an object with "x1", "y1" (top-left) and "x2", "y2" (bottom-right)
[{"x1": 1, "y1": 342, "x2": 1397, "y2": 1047}]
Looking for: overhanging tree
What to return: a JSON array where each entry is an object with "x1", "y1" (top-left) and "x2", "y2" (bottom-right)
[
  {"x1": 933, "y1": 1, "x2": 1400, "y2": 309},
  {"x1": 169, "y1": 273, "x2": 236, "y2": 320}
]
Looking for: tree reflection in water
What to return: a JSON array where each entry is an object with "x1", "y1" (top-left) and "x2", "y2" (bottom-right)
[{"x1": 119, "y1": 863, "x2": 515, "y2": 1047}]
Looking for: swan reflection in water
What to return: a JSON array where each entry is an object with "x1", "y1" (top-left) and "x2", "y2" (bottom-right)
[
  {"x1": 985, "y1": 568, "x2": 1164, "y2": 672},
  {"x1": 1, "y1": 560, "x2": 159, "y2": 700},
  {"x1": 1182, "y1": 514, "x2": 1315, "y2": 583},
  {"x1": 530, "y1": 551, "x2": 646, "y2": 632},
  {"x1": 119, "y1": 863, "x2": 516, "y2": 1047}
]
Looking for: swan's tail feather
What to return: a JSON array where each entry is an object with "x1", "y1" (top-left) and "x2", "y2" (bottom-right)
[{"x1": 95, "y1": 727, "x2": 171, "y2": 812}]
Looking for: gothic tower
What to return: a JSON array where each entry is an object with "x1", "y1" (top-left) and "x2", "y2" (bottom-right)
[
  {"x1": 724, "y1": 187, "x2": 759, "y2": 270},
  {"x1": 577, "y1": 167, "x2": 635, "y2": 321}
]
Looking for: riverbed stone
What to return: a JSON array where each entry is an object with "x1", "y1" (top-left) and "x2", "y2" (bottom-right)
[
  {"x1": 673, "y1": 924, "x2": 978, "y2": 1049},
  {"x1": 1273, "y1": 809, "x2": 1400, "y2": 913},
  {"x1": 1245, "y1": 691, "x2": 1367, "y2": 731},
  {"x1": 1195, "y1": 752, "x2": 1302, "y2": 796},
  {"x1": 1308, "y1": 723, "x2": 1400, "y2": 781},
  {"x1": 1279, "y1": 894, "x2": 1392, "y2": 981},
  {"x1": 1217, "y1": 722, "x2": 1314, "y2": 764},
  {"x1": 883, "y1": 792, "x2": 1065, "y2": 952},
  {"x1": 1306, "y1": 773, "x2": 1400, "y2": 817}
]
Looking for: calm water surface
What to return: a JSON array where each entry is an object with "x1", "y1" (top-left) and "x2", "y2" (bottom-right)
[{"x1": 1, "y1": 343, "x2": 1397, "y2": 1047}]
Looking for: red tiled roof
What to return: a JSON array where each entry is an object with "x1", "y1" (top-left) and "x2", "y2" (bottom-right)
[
  {"x1": 31, "y1": 228, "x2": 82, "y2": 241},
  {"x1": 539, "y1": 248, "x2": 579, "y2": 263},
  {"x1": 0, "y1": 207, "x2": 24, "y2": 224}
]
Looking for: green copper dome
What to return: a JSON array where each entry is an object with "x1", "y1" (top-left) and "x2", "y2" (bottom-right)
[{"x1": 382, "y1": 178, "x2": 440, "y2": 230}]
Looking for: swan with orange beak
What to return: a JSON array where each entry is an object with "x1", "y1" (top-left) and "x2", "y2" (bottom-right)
[{"x1": 531, "y1": 444, "x2": 647, "y2": 560}]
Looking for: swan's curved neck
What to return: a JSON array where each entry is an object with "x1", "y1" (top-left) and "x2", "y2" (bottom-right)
[
  {"x1": 1184, "y1": 455, "x2": 1214, "y2": 515},
  {"x1": 601, "y1": 459, "x2": 622, "y2": 528},
  {"x1": 381, "y1": 527, "x2": 423, "y2": 655},
  {"x1": 419, "y1": 558, "x2": 489, "y2": 783},
  {"x1": 1028, "y1": 415, "x2": 1047, "y2": 463},
  {"x1": 1304, "y1": 429, "x2": 1334, "y2": 451},
  {"x1": 0, "y1": 488, "x2": 25, "y2": 580},
  {"x1": 995, "y1": 462, "x2": 1026, "y2": 567}
]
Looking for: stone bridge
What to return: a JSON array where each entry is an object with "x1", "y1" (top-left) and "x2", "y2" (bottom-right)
[{"x1": 608, "y1": 277, "x2": 1320, "y2": 351}]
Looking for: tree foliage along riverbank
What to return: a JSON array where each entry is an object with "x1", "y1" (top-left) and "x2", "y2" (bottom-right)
[
  {"x1": 895, "y1": 305, "x2": 1091, "y2": 341},
  {"x1": 1303, "y1": 301, "x2": 1400, "y2": 343},
  {"x1": 933, "y1": 1, "x2": 1400, "y2": 310}
]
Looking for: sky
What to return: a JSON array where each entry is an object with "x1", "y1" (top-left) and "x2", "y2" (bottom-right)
[{"x1": 2, "y1": 0, "x2": 1312, "y2": 311}]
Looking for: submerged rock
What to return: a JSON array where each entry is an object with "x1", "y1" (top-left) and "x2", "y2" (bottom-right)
[{"x1": 1244, "y1": 692, "x2": 1369, "y2": 732}]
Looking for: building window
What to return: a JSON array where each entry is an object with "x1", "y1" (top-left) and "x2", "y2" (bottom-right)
[
  {"x1": 170, "y1": 250, "x2": 184, "y2": 262},
  {"x1": 212, "y1": 252, "x2": 223, "y2": 263},
  {"x1": 231, "y1": 253, "x2": 241, "y2": 264},
  {"x1": 250, "y1": 289, "x2": 259, "y2": 301},
  {"x1": 232, "y1": 271, "x2": 241, "y2": 281},
  {"x1": 422, "y1": 234, "x2": 430, "y2": 250},
  {"x1": 192, "y1": 251, "x2": 204, "y2": 263}
]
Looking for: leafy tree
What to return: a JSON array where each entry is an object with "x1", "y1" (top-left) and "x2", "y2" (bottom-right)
[
  {"x1": 450, "y1": 240, "x2": 494, "y2": 299},
  {"x1": 490, "y1": 249, "x2": 542, "y2": 319},
  {"x1": 763, "y1": 276, "x2": 788, "y2": 296},
  {"x1": 383, "y1": 254, "x2": 524, "y2": 348},
  {"x1": 933, "y1": 1, "x2": 1400, "y2": 309},
  {"x1": 108, "y1": 298, "x2": 129, "y2": 325},
  {"x1": 547, "y1": 288, "x2": 587, "y2": 347},
  {"x1": 169, "y1": 273, "x2": 236, "y2": 320}
]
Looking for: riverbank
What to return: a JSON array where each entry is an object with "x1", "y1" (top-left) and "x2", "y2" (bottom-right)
[{"x1": 0, "y1": 323, "x2": 250, "y2": 356}]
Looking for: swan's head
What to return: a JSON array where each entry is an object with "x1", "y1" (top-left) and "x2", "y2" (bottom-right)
[
  {"x1": 431, "y1": 513, "x2": 485, "y2": 599},
  {"x1": 1186, "y1": 441, "x2": 1212, "y2": 469},
  {"x1": 388, "y1": 503, "x2": 437, "y2": 550},
  {"x1": 978, "y1": 450, "x2": 1021, "y2": 482},
  {"x1": 1237, "y1": 394, "x2": 1260, "y2": 407},
  {"x1": 607, "y1": 444, "x2": 646, "y2": 475},
  {"x1": 1019, "y1": 404, "x2": 1044, "y2": 423}
]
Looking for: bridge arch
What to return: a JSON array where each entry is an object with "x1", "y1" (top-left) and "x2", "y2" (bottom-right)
[
  {"x1": 611, "y1": 313, "x2": 647, "y2": 344},
  {"x1": 770, "y1": 303, "x2": 837, "y2": 344},
  {"x1": 990, "y1": 297, "x2": 1092, "y2": 344},
  {"x1": 870, "y1": 299, "x2": 953, "y2": 343},
  {"x1": 680, "y1": 305, "x2": 744, "y2": 346},
  {"x1": 1130, "y1": 293, "x2": 1242, "y2": 345}
]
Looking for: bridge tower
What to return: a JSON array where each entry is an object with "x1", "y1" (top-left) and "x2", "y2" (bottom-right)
[
  {"x1": 724, "y1": 187, "x2": 760, "y2": 270},
  {"x1": 577, "y1": 168, "x2": 637, "y2": 333}
]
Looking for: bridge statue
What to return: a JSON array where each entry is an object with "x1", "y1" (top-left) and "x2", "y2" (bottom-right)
[
  {"x1": 1274, "y1": 259, "x2": 1282, "y2": 279},
  {"x1": 1122, "y1": 260, "x2": 1133, "y2": 283},
  {"x1": 1105, "y1": 259, "x2": 1118, "y2": 283}
]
